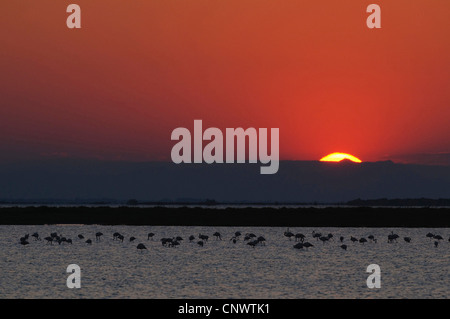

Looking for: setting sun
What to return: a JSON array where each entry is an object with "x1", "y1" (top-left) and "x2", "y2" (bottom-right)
[{"x1": 320, "y1": 152, "x2": 362, "y2": 163}]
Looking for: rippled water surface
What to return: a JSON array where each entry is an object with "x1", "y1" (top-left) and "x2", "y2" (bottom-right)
[{"x1": 0, "y1": 226, "x2": 449, "y2": 298}]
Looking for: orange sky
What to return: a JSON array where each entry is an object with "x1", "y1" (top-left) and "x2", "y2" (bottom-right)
[{"x1": 0, "y1": 1, "x2": 449, "y2": 163}]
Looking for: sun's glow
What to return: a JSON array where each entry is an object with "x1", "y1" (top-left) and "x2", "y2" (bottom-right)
[{"x1": 320, "y1": 152, "x2": 362, "y2": 163}]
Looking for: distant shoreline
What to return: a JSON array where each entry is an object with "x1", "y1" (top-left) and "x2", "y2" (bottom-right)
[{"x1": 0, "y1": 206, "x2": 449, "y2": 227}]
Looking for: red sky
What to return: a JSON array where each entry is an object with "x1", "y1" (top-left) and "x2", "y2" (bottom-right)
[{"x1": 1, "y1": 1, "x2": 449, "y2": 164}]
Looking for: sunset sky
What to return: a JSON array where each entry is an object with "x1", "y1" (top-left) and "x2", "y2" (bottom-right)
[{"x1": 1, "y1": 0, "x2": 449, "y2": 164}]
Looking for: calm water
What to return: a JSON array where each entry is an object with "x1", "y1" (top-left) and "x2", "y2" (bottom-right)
[{"x1": 0, "y1": 225, "x2": 449, "y2": 299}]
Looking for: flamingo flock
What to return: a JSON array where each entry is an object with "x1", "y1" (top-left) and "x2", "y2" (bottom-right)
[{"x1": 15, "y1": 229, "x2": 450, "y2": 252}]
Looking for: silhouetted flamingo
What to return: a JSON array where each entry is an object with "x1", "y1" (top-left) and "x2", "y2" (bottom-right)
[
  {"x1": 340, "y1": 236, "x2": 344, "y2": 242},
  {"x1": 213, "y1": 232, "x2": 222, "y2": 240},
  {"x1": 247, "y1": 239, "x2": 259, "y2": 248},
  {"x1": 197, "y1": 241, "x2": 204, "y2": 247},
  {"x1": 303, "y1": 242, "x2": 313, "y2": 248},
  {"x1": 284, "y1": 229, "x2": 294, "y2": 240},
  {"x1": 95, "y1": 232, "x2": 103, "y2": 241},
  {"x1": 293, "y1": 243, "x2": 304, "y2": 249},
  {"x1": 359, "y1": 238, "x2": 367, "y2": 244},
  {"x1": 294, "y1": 233, "x2": 305, "y2": 242},
  {"x1": 404, "y1": 237, "x2": 411, "y2": 243},
  {"x1": 340, "y1": 244, "x2": 347, "y2": 250},
  {"x1": 147, "y1": 233, "x2": 155, "y2": 240},
  {"x1": 20, "y1": 240, "x2": 29, "y2": 246},
  {"x1": 86, "y1": 239, "x2": 92, "y2": 245},
  {"x1": 257, "y1": 236, "x2": 266, "y2": 245},
  {"x1": 137, "y1": 243, "x2": 146, "y2": 252},
  {"x1": 189, "y1": 235, "x2": 195, "y2": 242},
  {"x1": 312, "y1": 231, "x2": 322, "y2": 241}
]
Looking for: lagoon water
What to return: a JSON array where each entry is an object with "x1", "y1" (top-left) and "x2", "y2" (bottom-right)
[{"x1": 0, "y1": 225, "x2": 449, "y2": 298}]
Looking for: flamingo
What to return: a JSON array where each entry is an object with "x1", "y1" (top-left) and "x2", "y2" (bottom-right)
[
  {"x1": 312, "y1": 231, "x2": 322, "y2": 241},
  {"x1": 303, "y1": 242, "x2": 313, "y2": 248},
  {"x1": 137, "y1": 243, "x2": 147, "y2": 252},
  {"x1": 404, "y1": 237, "x2": 411, "y2": 243},
  {"x1": 359, "y1": 238, "x2": 367, "y2": 244},
  {"x1": 86, "y1": 239, "x2": 92, "y2": 245},
  {"x1": 31, "y1": 232, "x2": 40, "y2": 241},
  {"x1": 284, "y1": 229, "x2": 294, "y2": 240},
  {"x1": 388, "y1": 232, "x2": 399, "y2": 243},
  {"x1": 368, "y1": 235, "x2": 375, "y2": 242},
  {"x1": 339, "y1": 236, "x2": 344, "y2": 243},
  {"x1": 175, "y1": 236, "x2": 183, "y2": 242},
  {"x1": 170, "y1": 240, "x2": 180, "y2": 247},
  {"x1": 319, "y1": 236, "x2": 329, "y2": 244},
  {"x1": 67, "y1": 239, "x2": 72, "y2": 244},
  {"x1": 293, "y1": 243, "x2": 304, "y2": 249},
  {"x1": 433, "y1": 235, "x2": 443, "y2": 240},
  {"x1": 257, "y1": 236, "x2": 266, "y2": 245},
  {"x1": 20, "y1": 240, "x2": 29, "y2": 246},
  {"x1": 78, "y1": 234, "x2": 84, "y2": 240},
  {"x1": 198, "y1": 234, "x2": 209, "y2": 241},
  {"x1": 340, "y1": 244, "x2": 347, "y2": 250},
  {"x1": 130, "y1": 237, "x2": 137, "y2": 242},
  {"x1": 350, "y1": 236, "x2": 358, "y2": 243},
  {"x1": 426, "y1": 232, "x2": 434, "y2": 239},
  {"x1": 44, "y1": 237, "x2": 53, "y2": 245},
  {"x1": 247, "y1": 239, "x2": 259, "y2": 248},
  {"x1": 434, "y1": 241, "x2": 439, "y2": 248},
  {"x1": 213, "y1": 232, "x2": 222, "y2": 240},
  {"x1": 197, "y1": 241, "x2": 204, "y2": 247},
  {"x1": 95, "y1": 232, "x2": 103, "y2": 241},
  {"x1": 234, "y1": 231, "x2": 241, "y2": 238},
  {"x1": 117, "y1": 234, "x2": 124, "y2": 242},
  {"x1": 189, "y1": 235, "x2": 195, "y2": 242},
  {"x1": 147, "y1": 233, "x2": 155, "y2": 240},
  {"x1": 113, "y1": 232, "x2": 121, "y2": 240},
  {"x1": 294, "y1": 233, "x2": 305, "y2": 242}
]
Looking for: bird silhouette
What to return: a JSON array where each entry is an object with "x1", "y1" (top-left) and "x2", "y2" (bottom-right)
[
  {"x1": 137, "y1": 243, "x2": 147, "y2": 252},
  {"x1": 95, "y1": 232, "x2": 103, "y2": 241},
  {"x1": 284, "y1": 229, "x2": 294, "y2": 240}
]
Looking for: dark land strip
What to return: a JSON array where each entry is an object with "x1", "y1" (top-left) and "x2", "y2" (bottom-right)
[{"x1": 0, "y1": 206, "x2": 449, "y2": 227}]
